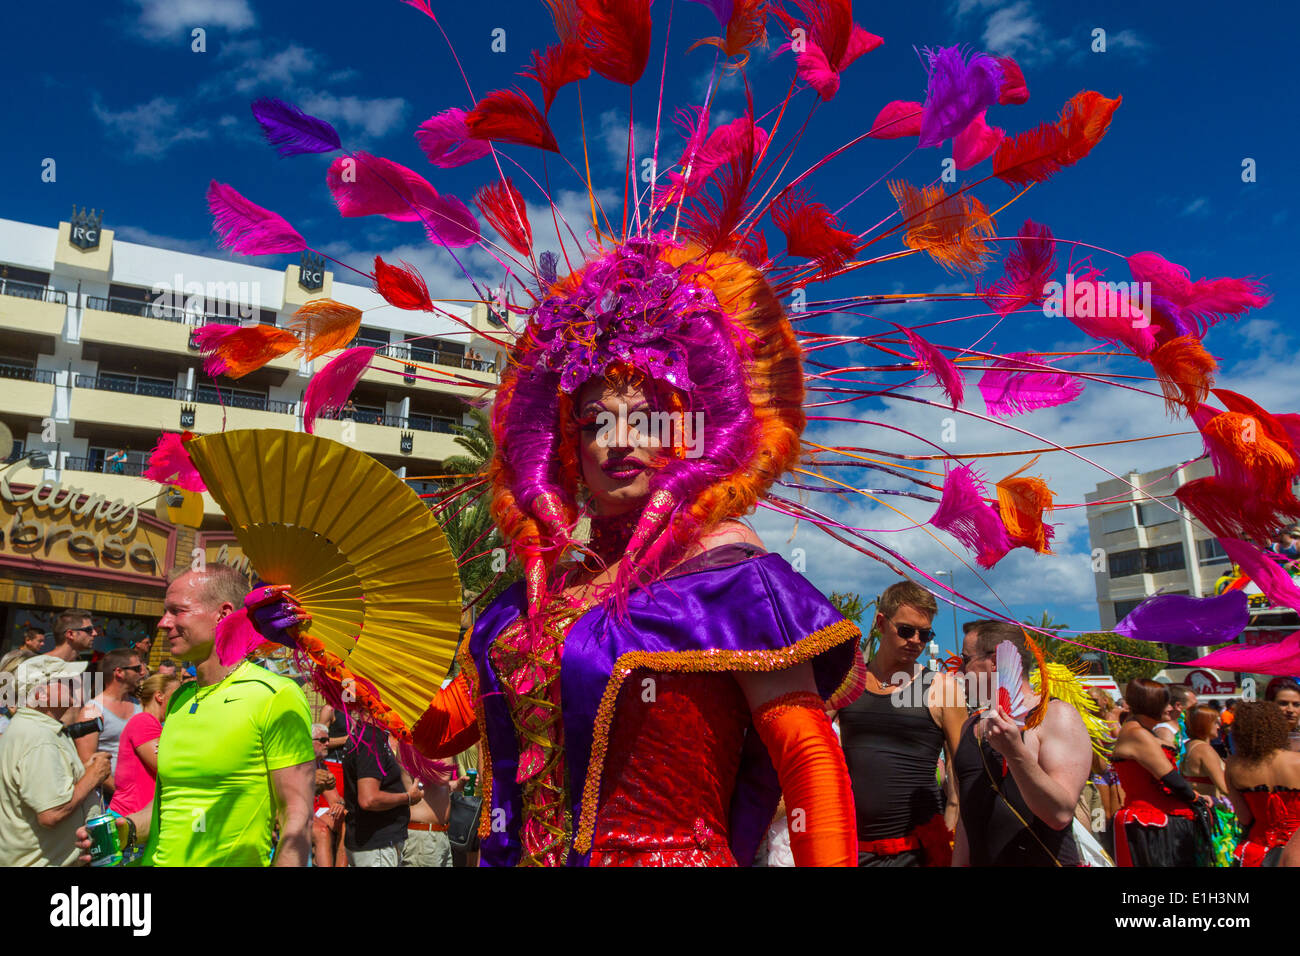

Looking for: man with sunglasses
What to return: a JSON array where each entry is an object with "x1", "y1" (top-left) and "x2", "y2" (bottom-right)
[
  {"x1": 838, "y1": 580, "x2": 966, "y2": 866},
  {"x1": 74, "y1": 648, "x2": 144, "y2": 799},
  {"x1": 40, "y1": 609, "x2": 98, "y2": 725}
]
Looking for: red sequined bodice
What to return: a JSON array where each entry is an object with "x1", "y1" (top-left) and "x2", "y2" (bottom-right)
[
  {"x1": 590, "y1": 669, "x2": 751, "y2": 866},
  {"x1": 1114, "y1": 746, "x2": 1189, "y2": 817},
  {"x1": 1241, "y1": 787, "x2": 1300, "y2": 850}
]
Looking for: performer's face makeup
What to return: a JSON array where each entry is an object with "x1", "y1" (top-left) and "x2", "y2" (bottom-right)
[{"x1": 575, "y1": 379, "x2": 664, "y2": 515}]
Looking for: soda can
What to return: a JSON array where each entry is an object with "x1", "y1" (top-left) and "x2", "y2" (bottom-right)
[{"x1": 86, "y1": 813, "x2": 122, "y2": 867}]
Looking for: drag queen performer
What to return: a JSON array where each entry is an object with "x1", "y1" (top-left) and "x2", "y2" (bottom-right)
[{"x1": 405, "y1": 238, "x2": 861, "y2": 866}]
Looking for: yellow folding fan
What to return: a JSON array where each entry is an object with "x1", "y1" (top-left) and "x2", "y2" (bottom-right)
[{"x1": 186, "y1": 428, "x2": 461, "y2": 736}]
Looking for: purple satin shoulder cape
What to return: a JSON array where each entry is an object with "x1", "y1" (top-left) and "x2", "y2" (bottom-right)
[{"x1": 467, "y1": 548, "x2": 860, "y2": 866}]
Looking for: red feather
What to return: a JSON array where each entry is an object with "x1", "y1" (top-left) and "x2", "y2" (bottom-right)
[
  {"x1": 992, "y1": 122, "x2": 1066, "y2": 186},
  {"x1": 191, "y1": 323, "x2": 299, "y2": 379},
  {"x1": 577, "y1": 0, "x2": 652, "y2": 86},
  {"x1": 466, "y1": 88, "x2": 559, "y2": 152},
  {"x1": 1056, "y1": 90, "x2": 1122, "y2": 167},
  {"x1": 772, "y1": 190, "x2": 858, "y2": 275},
  {"x1": 373, "y1": 256, "x2": 434, "y2": 311},
  {"x1": 522, "y1": 42, "x2": 591, "y2": 112},
  {"x1": 542, "y1": 0, "x2": 583, "y2": 43},
  {"x1": 474, "y1": 178, "x2": 533, "y2": 256},
  {"x1": 995, "y1": 56, "x2": 1029, "y2": 104},
  {"x1": 327, "y1": 153, "x2": 439, "y2": 221}
]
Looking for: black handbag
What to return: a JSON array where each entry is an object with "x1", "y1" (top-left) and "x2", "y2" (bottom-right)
[{"x1": 447, "y1": 791, "x2": 482, "y2": 851}]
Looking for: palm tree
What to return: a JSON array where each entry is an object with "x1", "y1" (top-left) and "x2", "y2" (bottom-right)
[{"x1": 432, "y1": 405, "x2": 519, "y2": 615}]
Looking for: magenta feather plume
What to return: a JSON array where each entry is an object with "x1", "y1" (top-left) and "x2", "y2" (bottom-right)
[
  {"x1": 930, "y1": 465, "x2": 1013, "y2": 568},
  {"x1": 977, "y1": 353, "x2": 1084, "y2": 419},
  {"x1": 1128, "y1": 252, "x2": 1270, "y2": 336},
  {"x1": 415, "y1": 108, "x2": 492, "y2": 168},
  {"x1": 952, "y1": 110, "x2": 1004, "y2": 170},
  {"x1": 144, "y1": 432, "x2": 207, "y2": 493},
  {"x1": 1188, "y1": 629, "x2": 1300, "y2": 677},
  {"x1": 327, "y1": 153, "x2": 439, "y2": 221},
  {"x1": 250, "y1": 97, "x2": 341, "y2": 157},
  {"x1": 396, "y1": 740, "x2": 457, "y2": 789},
  {"x1": 303, "y1": 347, "x2": 375, "y2": 434},
  {"x1": 905, "y1": 329, "x2": 963, "y2": 407},
  {"x1": 658, "y1": 111, "x2": 767, "y2": 204},
  {"x1": 206, "y1": 181, "x2": 307, "y2": 256},
  {"x1": 1218, "y1": 537, "x2": 1300, "y2": 614},
  {"x1": 868, "y1": 100, "x2": 923, "y2": 139},
  {"x1": 214, "y1": 609, "x2": 274, "y2": 667},
  {"x1": 421, "y1": 192, "x2": 482, "y2": 248},
  {"x1": 1061, "y1": 267, "x2": 1157, "y2": 357},
  {"x1": 979, "y1": 219, "x2": 1056, "y2": 315},
  {"x1": 918, "y1": 46, "x2": 1003, "y2": 148}
]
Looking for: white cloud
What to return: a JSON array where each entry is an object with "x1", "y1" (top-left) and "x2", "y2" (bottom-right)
[
  {"x1": 1180, "y1": 197, "x2": 1210, "y2": 218},
  {"x1": 92, "y1": 96, "x2": 211, "y2": 158},
  {"x1": 981, "y1": 1, "x2": 1061, "y2": 62},
  {"x1": 1108, "y1": 29, "x2": 1150, "y2": 54},
  {"x1": 298, "y1": 93, "x2": 409, "y2": 139},
  {"x1": 133, "y1": 0, "x2": 254, "y2": 39},
  {"x1": 597, "y1": 109, "x2": 654, "y2": 172},
  {"x1": 232, "y1": 45, "x2": 317, "y2": 93}
]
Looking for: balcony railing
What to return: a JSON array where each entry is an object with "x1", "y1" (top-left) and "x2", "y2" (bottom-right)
[
  {"x1": 319, "y1": 409, "x2": 460, "y2": 434},
  {"x1": 0, "y1": 363, "x2": 57, "y2": 384},
  {"x1": 75, "y1": 375, "x2": 294, "y2": 415},
  {"x1": 83, "y1": 295, "x2": 247, "y2": 327},
  {"x1": 0, "y1": 278, "x2": 68, "y2": 305},
  {"x1": 374, "y1": 342, "x2": 494, "y2": 373},
  {"x1": 63, "y1": 456, "x2": 148, "y2": 477}
]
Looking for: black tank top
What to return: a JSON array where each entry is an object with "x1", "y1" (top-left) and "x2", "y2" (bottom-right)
[
  {"x1": 953, "y1": 717, "x2": 1081, "y2": 866},
  {"x1": 839, "y1": 680, "x2": 944, "y2": 840}
]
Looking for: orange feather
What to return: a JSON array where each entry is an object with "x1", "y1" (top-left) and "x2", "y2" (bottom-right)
[
  {"x1": 1021, "y1": 627, "x2": 1051, "y2": 730},
  {"x1": 1148, "y1": 335, "x2": 1217, "y2": 416},
  {"x1": 887, "y1": 180, "x2": 997, "y2": 274},
  {"x1": 1056, "y1": 90, "x2": 1122, "y2": 166},
  {"x1": 288, "y1": 298, "x2": 364, "y2": 361},
  {"x1": 996, "y1": 461, "x2": 1055, "y2": 553}
]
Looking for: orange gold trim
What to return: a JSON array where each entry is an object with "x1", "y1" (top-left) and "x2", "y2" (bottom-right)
[
  {"x1": 456, "y1": 637, "x2": 496, "y2": 843},
  {"x1": 827, "y1": 643, "x2": 867, "y2": 710},
  {"x1": 572, "y1": 616, "x2": 861, "y2": 853}
]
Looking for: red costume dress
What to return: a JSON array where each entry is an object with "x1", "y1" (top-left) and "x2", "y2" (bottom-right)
[
  {"x1": 1235, "y1": 786, "x2": 1300, "y2": 867},
  {"x1": 1112, "y1": 745, "x2": 1205, "y2": 867}
]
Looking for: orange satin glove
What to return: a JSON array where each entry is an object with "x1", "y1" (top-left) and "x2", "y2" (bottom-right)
[
  {"x1": 752, "y1": 691, "x2": 856, "y2": 867},
  {"x1": 410, "y1": 672, "x2": 480, "y2": 758}
]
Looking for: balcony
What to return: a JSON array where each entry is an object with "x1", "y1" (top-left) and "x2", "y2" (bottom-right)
[
  {"x1": 0, "y1": 281, "x2": 67, "y2": 337},
  {"x1": 0, "y1": 362, "x2": 57, "y2": 417},
  {"x1": 63, "y1": 456, "x2": 148, "y2": 477},
  {"x1": 353, "y1": 342, "x2": 497, "y2": 398},
  {"x1": 80, "y1": 298, "x2": 299, "y2": 372}
]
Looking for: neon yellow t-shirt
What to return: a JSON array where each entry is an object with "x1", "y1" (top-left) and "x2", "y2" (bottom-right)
[{"x1": 144, "y1": 661, "x2": 314, "y2": 866}]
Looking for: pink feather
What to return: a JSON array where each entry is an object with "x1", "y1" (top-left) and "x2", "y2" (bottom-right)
[
  {"x1": 420, "y1": 192, "x2": 482, "y2": 248},
  {"x1": 206, "y1": 181, "x2": 306, "y2": 256},
  {"x1": 1127, "y1": 252, "x2": 1271, "y2": 336},
  {"x1": 303, "y1": 347, "x2": 376, "y2": 434},
  {"x1": 929, "y1": 465, "x2": 1013, "y2": 568},
  {"x1": 905, "y1": 329, "x2": 964, "y2": 407},
  {"x1": 396, "y1": 740, "x2": 457, "y2": 788},
  {"x1": 1219, "y1": 537, "x2": 1300, "y2": 614},
  {"x1": 1188, "y1": 630, "x2": 1300, "y2": 677},
  {"x1": 144, "y1": 432, "x2": 206, "y2": 493},
  {"x1": 794, "y1": 42, "x2": 840, "y2": 100},
  {"x1": 977, "y1": 353, "x2": 1084, "y2": 419},
  {"x1": 214, "y1": 608, "x2": 274, "y2": 667},
  {"x1": 952, "y1": 110, "x2": 1005, "y2": 170},
  {"x1": 327, "y1": 153, "x2": 440, "y2": 221},
  {"x1": 659, "y1": 113, "x2": 768, "y2": 204},
  {"x1": 1062, "y1": 268, "x2": 1157, "y2": 357},
  {"x1": 868, "y1": 100, "x2": 923, "y2": 139},
  {"x1": 995, "y1": 56, "x2": 1029, "y2": 104},
  {"x1": 415, "y1": 108, "x2": 493, "y2": 168},
  {"x1": 978, "y1": 218, "x2": 1056, "y2": 315}
]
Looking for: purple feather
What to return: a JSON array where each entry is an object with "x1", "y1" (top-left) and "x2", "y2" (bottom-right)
[
  {"x1": 1113, "y1": 590, "x2": 1248, "y2": 647},
  {"x1": 977, "y1": 353, "x2": 1084, "y2": 418},
  {"x1": 250, "y1": 97, "x2": 342, "y2": 157},
  {"x1": 918, "y1": 46, "x2": 1003, "y2": 148},
  {"x1": 685, "y1": 0, "x2": 733, "y2": 27}
]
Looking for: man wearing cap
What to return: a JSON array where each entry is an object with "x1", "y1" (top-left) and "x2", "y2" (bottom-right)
[{"x1": 0, "y1": 657, "x2": 111, "y2": 865}]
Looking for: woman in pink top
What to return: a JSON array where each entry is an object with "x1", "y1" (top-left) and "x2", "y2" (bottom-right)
[{"x1": 110, "y1": 673, "x2": 182, "y2": 816}]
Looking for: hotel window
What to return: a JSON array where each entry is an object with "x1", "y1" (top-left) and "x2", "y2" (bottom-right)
[
  {"x1": 1138, "y1": 501, "x2": 1179, "y2": 527},
  {"x1": 1197, "y1": 538, "x2": 1229, "y2": 565},
  {"x1": 1108, "y1": 549, "x2": 1143, "y2": 578},
  {"x1": 1146, "y1": 543, "x2": 1186, "y2": 573},
  {"x1": 355, "y1": 326, "x2": 390, "y2": 350},
  {"x1": 1113, "y1": 598, "x2": 1145, "y2": 620},
  {"x1": 1100, "y1": 507, "x2": 1135, "y2": 534}
]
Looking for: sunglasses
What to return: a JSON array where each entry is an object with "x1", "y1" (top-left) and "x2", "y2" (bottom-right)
[
  {"x1": 313, "y1": 736, "x2": 330, "y2": 743},
  {"x1": 118, "y1": 664, "x2": 146, "y2": 673},
  {"x1": 892, "y1": 622, "x2": 935, "y2": 642},
  {"x1": 70, "y1": 625, "x2": 97, "y2": 634}
]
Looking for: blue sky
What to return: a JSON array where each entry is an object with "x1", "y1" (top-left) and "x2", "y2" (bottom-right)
[{"x1": 3, "y1": 0, "x2": 1294, "y2": 654}]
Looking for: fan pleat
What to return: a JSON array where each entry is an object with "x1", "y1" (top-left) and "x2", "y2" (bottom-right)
[{"x1": 186, "y1": 430, "x2": 462, "y2": 731}]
